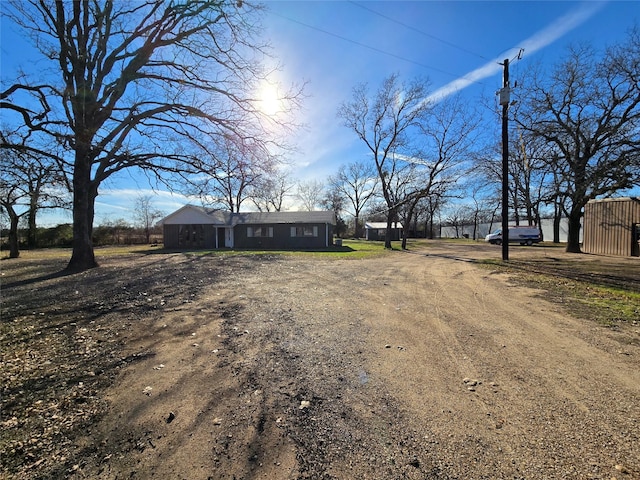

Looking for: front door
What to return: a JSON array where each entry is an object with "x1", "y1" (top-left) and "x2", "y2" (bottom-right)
[{"x1": 225, "y1": 228, "x2": 234, "y2": 248}]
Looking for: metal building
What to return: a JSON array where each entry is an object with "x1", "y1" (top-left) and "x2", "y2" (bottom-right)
[{"x1": 583, "y1": 197, "x2": 640, "y2": 257}]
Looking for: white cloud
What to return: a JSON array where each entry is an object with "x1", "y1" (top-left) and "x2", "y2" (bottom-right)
[{"x1": 425, "y1": 1, "x2": 606, "y2": 103}]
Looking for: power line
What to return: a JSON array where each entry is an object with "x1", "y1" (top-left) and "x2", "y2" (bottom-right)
[
  {"x1": 349, "y1": 1, "x2": 490, "y2": 61},
  {"x1": 268, "y1": 10, "x2": 463, "y2": 79}
]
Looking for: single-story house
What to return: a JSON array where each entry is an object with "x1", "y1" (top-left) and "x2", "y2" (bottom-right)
[
  {"x1": 161, "y1": 205, "x2": 336, "y2": 249},
  {"x1": 583, "y1": 197, "x2": 640, "y2": 257},
  {"x1": 364, "y1": 222, "x2": 403, "y2": 241}
]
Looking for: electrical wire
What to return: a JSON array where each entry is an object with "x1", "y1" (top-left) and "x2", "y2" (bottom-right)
[
  {"x1": 267, "y1": 9, "x2": 463, "y2": 80},
  {"x1": 349, "y1": 1, "x2": 490, "y2": 61}
]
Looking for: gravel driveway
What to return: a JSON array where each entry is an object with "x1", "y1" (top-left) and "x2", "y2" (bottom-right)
[{"x1": 2, "y1": 243, "x2": 639, "y2": 479}]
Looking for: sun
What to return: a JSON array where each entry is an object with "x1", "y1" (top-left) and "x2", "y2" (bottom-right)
[{"x1": 258, "y1": 83, "x2": 282, "y2": 116}]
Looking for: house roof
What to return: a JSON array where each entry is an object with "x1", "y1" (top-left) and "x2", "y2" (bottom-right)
[
  {"x1": 365, "y1": 222, "x2": 403, "y2": 229},
  {"x1": 230, "y1": 210, "x2": 336, "y2": 225},
  {"x1": 162, "y1": 205, "x2": 336, "y2": 226}
]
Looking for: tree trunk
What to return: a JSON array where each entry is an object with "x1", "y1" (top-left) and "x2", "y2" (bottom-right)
[
  {"x1": 565, "y1": 204, "x2": 583, "y2": 253},
  {"x1": 384, "y1": 212, "x2": 394, "y2": 249},
  {"x1": 553, "y1": 208, "x2": 561, "y2": 243},
  {"x1": 8, "y1": 210, "x2": 20, "y2": 259},
  {"x1": 354, "y1": 213, "x2": 360, "y2": 238},
  {"x1": 27, "y1": 209, "x2": 37, "y2": 249},
  {"x1": 535, "y1": 211, "x2": 543, "y2": 241},
  {"x1": 66, "y1": 156, "x2": 98, "y2": 271},
  {"x1": 27, "y1": 190, "x2": 39, "y2": 249}
]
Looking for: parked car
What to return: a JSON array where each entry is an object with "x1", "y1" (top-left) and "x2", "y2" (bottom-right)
[{"x1": 485, "y1": 226, "x2": 541, "y2": 246}]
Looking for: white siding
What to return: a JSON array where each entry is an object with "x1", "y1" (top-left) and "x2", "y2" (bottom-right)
[{"x1": 163, "y1": 207, "x2": 214, "y2": 225}]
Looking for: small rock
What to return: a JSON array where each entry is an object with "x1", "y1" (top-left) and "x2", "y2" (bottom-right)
[
  {"x1": 213, "y1": 417, "x2": 223, "y2": 425},
  {"x1": 384, "y1": 344, "x2": 392, "y2": 349},
  {"x1": 143, "y1": 386, "x2": 153, "y2": 396},
  {"x1": 614, "y1": 464, "x2": 628, "y2": 473},
  {"x1": 299, "y1": 400, "x2": 311, "y2": 410},
  {"x1": 166, "y1": 412, "x2": 176, "y2": 423}
]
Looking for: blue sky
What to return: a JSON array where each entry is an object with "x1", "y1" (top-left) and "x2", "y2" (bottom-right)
[{"x1": 2, "y1": 1, "x2": 638, "y2": 226}]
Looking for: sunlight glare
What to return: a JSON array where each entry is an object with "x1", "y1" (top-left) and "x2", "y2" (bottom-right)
[{"x1": 259, "y1": 83, "x2": 282, "y2": 116}]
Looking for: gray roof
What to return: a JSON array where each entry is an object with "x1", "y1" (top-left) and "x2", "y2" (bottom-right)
[
  {"x1": 229, "y1": 210, "x2": 336, "y2": 225},
  {"x1": 188, "y1": 205, "x2": 336, "y2": 226}
]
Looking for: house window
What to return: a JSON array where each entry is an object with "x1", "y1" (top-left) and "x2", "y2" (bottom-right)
[
  {"x1": 247, "y1": 226, "x2": 273, "y2": 237},
  {"x1": 291, "y1": 226, "x2": 318, "y2": 237}
]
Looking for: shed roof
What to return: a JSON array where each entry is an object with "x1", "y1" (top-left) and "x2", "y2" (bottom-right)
[{"x1": 365, "y1": 222, "x2": 403, "y2": 229}]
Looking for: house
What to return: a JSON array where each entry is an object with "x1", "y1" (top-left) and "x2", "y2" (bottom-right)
[
  {"x1": 364, "y1": 222, "x2": 403, "y2": 241},
  {"x1": 161, "y1": 205, "x2": 336, "y2": 249},
  {"x1": 583, "y1": 197, "x2": 640, "y2": 257}
]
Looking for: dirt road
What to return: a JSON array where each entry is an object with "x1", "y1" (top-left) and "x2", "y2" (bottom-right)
[{"x1": 3, "y1": 243, "x2": 639, "y2": 479}]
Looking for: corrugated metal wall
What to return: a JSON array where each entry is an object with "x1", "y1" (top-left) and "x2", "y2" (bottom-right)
[{"x1": 583, "y1": 198, "x2": 640, "y2": 257}]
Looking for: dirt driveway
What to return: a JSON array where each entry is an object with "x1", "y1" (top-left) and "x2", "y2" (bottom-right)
[{"x1": 2, "y1": 242, "x2": 639, "y2": 479}]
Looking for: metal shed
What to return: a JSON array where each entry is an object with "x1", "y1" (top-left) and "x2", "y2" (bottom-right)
[
  {"x1": 364, "y1": 222, "x2": 403, "y2": 241},
  {"x1": 583, "y1": 197, "x2": 640, "y2": 257}
]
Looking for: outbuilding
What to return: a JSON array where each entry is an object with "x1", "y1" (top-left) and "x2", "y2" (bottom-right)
[
  {"x1": 583, "y1": 197, "x2": 640, "y2": 257},
  {"x1": 364, "y1": 222, "x2": 403, "y2": 241},
  {"x1": 161, "y1": 205, "x2": 336, "y2": 250}
]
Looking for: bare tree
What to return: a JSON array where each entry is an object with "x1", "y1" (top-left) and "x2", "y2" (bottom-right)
[
  {"x1": 296, "y1": 179, "x2": 325, "y2": 211},
  {"x1": 133, "y1": 195, "x2": 164, "y2": 244},
  {"x1": 192, "y1": 135, "x2": 277, "y2": 212},
  {"x1": 0, "y1": 147, "x2": 68, "y2": 257},
  {"x1": 1, "y1": 1, "x2": 302, "y2": 271},
  {"x1": 250, "y1": 169, "x2": 294, "y2": 212},
  {"x1": 397, "y1": 94, "x2": 480, "y2": 248},
  {"x1": 328, "y1": 161, "x2": 378, "y2": 238},
  {"x1": 338, "y1": 74, "x2": 432, "y2": 248},
  {"x1": 320, "y1": 184, "x2": 347, "y2": 237},
  {"x1": 443, "y1": 205, "x2": 474, "y2": 239},
  {"x1": 514, "y1": 29, "x2": 640, "y2": 252}
]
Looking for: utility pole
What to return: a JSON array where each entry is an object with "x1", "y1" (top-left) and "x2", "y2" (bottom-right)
[{"x1": 499, "y1": 58, "x2": 510, "y2": 261}]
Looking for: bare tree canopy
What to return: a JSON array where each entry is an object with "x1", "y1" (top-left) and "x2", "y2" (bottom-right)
[
  {"x1": 190, "y1": 134, "x2": 278, "y2": 213},
  {"x1": 296, "y1": 179, "x2": 325, "y2": 211},
  {"x1": 0, "y1": 145, "x2": 68, "y2": 257},
  {"x1": 133, "y1": 195, "x2": 164, "y2": 244},
  {"x1": 338, "y1": 76, "x2": 479, "y2": 249},
  {"x1": 250, "y1": 168, "x2": 293, "y2": 212},
  {"x1": 327, "y1": 161, "x2": 378, "y2": 238},
  {"x1": 1, "y1": 0, "x2": 302, "y2": 270},
  {"x1": 338, "y1": 74, "x2": 433, "y2": 248},
  {"x1": 515, "y1": 27, "x2": 640, "y2": 252}
]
